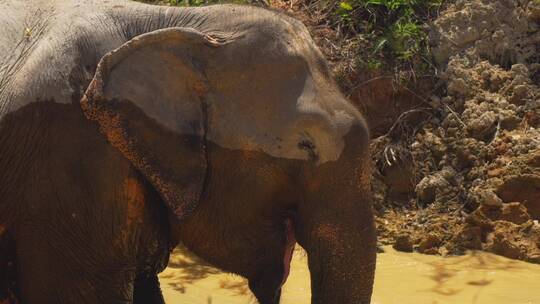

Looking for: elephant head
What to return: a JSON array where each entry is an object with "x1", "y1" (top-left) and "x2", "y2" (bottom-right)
[{"x1": 82, "y1": 7, "x2": 376, "y2": 304}]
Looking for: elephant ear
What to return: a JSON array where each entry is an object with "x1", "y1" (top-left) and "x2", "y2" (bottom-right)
[{"x1": 81, "y1": 28, "x2": 222, "y2": 220}]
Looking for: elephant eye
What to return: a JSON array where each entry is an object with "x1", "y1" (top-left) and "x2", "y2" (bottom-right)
[{"x1": 297, "y1": 139, "x2": 319, "y2": 162}]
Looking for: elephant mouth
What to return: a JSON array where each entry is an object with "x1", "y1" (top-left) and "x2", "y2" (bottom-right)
[{"x1": 280, "y1": 218, "x2": 296, "y2": 287}]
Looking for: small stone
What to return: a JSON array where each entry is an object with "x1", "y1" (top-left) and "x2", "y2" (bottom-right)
[
  {"x1": 510, "y1": 64, "x2": 529, "y2": 77},
  {"x1": 415, "y1": 168, "x2": 455, "y2": 205},
  {"x1": 423, "y1": 247, "x2": 440, "y2": 255},
  {"x1": 510, "y1": 85, "x2": 529, "y2": 104},
  {"x1": 526, "y1": 253, "x2": 540, "y2": 264},
  {"x1": 418, "y1": 233, "x2": 442, "y2": 253},
  {"x1": 439, "y1": 246, "x2": 449, "y2": 256},
  {"x1": 478, "y1": 189, "x2": 503, "y2": 208},
  {"x1": 393, "y1": 234, "x2": 413, "y2": 252},
  {"x1": 487, "y1": 167, "x2": 506, "y2": 178},
  {"x1": 467, "y1": 111, "x2": 497, "y2": 140}
]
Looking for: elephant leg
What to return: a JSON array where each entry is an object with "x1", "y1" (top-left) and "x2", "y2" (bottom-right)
[
  {"x1": 133, "y1": 273, "x2": 165, "y2": 304},
  {"x1": 0, "y1": 229, "x2": 19, "y2": 304}
]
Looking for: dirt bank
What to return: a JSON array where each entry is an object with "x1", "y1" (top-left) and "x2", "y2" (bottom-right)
[{"x1": 372, "y1": 0, "x2": 540, "y2": 262}]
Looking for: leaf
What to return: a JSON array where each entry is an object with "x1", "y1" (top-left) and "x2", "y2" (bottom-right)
[
  {"x1": 366, "y1": 0, "x2": 384, "y2": 5},
  {"x1": 373, "y1": 38, "x2": 388, "y2": 54},
  {"x1": 339, "y1": 2, "x2": 354, "y2": 11}
]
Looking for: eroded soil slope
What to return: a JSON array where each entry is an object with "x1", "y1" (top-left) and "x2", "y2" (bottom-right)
[{"x1": 371, "y1": 0, "x2": 540, "y2": 262}]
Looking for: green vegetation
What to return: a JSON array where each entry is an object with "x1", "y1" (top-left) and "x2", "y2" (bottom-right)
[{"x1": 331, "y1": 0, "x2": 446, "y2": 71}]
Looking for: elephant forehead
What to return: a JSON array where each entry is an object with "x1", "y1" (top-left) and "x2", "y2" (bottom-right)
[{"x1": 206, "y1": 74, "x2": 354, "y2": 164}]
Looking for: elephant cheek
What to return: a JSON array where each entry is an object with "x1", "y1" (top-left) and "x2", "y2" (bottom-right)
[
  {"x1": 280, "y1": 218, "x2": 296, "y2": 287},
  {"x1": 116, "y1": 177, "x2": 146, "y2": 247}
]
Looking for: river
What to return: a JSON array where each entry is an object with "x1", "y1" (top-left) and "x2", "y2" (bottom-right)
[{"x1": 159, "y1": 246, "x2": 540, "y2": 304}]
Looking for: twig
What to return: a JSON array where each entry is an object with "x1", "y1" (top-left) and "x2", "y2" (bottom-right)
[
  {"x1": 385, "y1": 108, "x2": 433, "y2": 138},
  {"x1": 401, "y1": 85, "x2": 467, "y2": 129},
  {"x1": 346, "y1": 75, "x2": 394, "y2": 96}
]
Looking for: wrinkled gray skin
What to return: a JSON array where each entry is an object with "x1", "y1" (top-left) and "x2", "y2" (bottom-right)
[{"x1": 0, "y1": 1, "x2": 376, "y2": 303}]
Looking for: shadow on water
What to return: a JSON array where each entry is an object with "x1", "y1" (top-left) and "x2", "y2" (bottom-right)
[
  {"x1": 160, "y1": 245, "x2": 252, "y2": 298},
  {"x1": 218, "y1": 280, "x2": 250, "y2": 296},
  {"x1": 160, "y1": 246, "x2": 220, "y2": 293},
  {"x1": 418, "y1": 250, "x2": 524, "y2": 300}
]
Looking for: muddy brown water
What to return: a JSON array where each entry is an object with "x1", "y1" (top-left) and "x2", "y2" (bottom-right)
[{"x1": 160, "y1": 246, "x2": 540, "y2": 304}]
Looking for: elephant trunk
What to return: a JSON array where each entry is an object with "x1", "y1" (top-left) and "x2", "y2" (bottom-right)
[{"x1": 297, "y1": 127, "x2": 376, "y2": 304}]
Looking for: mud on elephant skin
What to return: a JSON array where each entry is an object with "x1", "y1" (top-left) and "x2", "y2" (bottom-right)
[{"x1": 0, "y1": 1, "x2": 376, "y2": 303}]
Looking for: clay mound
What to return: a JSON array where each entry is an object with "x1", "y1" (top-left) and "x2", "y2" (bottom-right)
[{"x1": 373, "y1": 0, "x2": 540, "y2": 264}]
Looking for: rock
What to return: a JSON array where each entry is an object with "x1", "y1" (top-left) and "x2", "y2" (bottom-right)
[
  {"x1": 500, "y1": 114, "x2": 521, "y2": 130},
  {"x1": 484, "y1": 222, "x2": 527, "y2": 260},
  {"x1": 481, "y1": 220, "x2": 540, "y2": 263},
  {"x1": 467, "y1": 188, "x2": 503, "y2": 215},
  {"x1": 500, "y1": 202, "x2": 531, "y2": 225},
  {"x1": 416, "y1": 177, "x2": 443, "y2": 204},
  {"x1": 438, "y1": 246, "x2": 449, "y2": 256},
  {"x1": 467, "y1": 111, "x2": 497, "y2": 141},
  {"x1": 497, "y1": 174, "x2": 540, "y2": 219},
  {"x1": 465, "y1": 208, "x2": 494, "y2": 233},
  {"x1": 526, "y1": 150, "x2": 540, "y2": 167},
  {"x1": 525, "y1": 252, "x2": 540, "y2": 264},
  {"x1": 393, "y1": 234, "x2": 413, "y2": 252},
  {"x1": 477, "y1": 189, "x2": 503, "y2": 208},
  {"x1": 415, "y1": 167, "x2": 456, "y2": 205},
  {"x1": 510, "y1": 64, "x2": 529, "y2": 78},
  {"x1": 422, "y1": 247, "x2": 440, "y2": 255},
  {"x1": 485, "y1": 231, "x2": 524, "y2": 259},
  {"x1": 510, "y1": 84, "x2": 530, "y2": 105},
  {"x1": 417, "y1": 233, "x2": 442, "y2": 253},
  {"x1": 468, "y1": 201, "x2": 530, "y2": 227},
  {"x1": 531, "y1": 223, "x2": 540, "y2": 247},
  {"x1": 451, "y1": 224, "x2": 483, "y2": 250},
  {"x1": 423, "y1": 131, "x2": 447, "y2": 160}
]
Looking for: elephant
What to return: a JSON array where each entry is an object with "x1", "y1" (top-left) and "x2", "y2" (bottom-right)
[{"x1": 0, "y1": 1, "x2": 376, "y2": 303}]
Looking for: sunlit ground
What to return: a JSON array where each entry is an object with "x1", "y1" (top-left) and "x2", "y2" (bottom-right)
[{"x1": 160, "y1": 246, "x2": 540, "y2": 304}]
